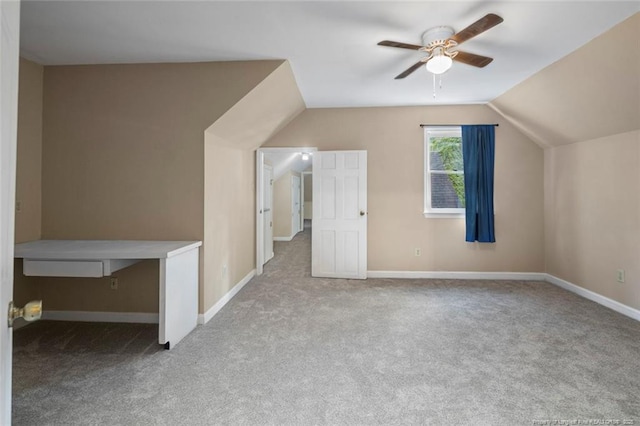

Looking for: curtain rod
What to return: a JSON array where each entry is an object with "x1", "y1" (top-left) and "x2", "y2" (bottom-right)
[{"x1": 419, "y1": 124, "x2": 499, "y2": 128}]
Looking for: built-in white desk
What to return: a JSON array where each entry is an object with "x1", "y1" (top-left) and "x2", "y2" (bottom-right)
[{"x1": 14, "y1": 240, "x2": 202, "y2": 349}]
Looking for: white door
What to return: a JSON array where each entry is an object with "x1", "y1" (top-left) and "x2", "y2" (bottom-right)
[
  {"x1": 263, "y1": 165, "x2": 274, "y2": 264},
  {"x1": 312, "y1": 151, "x2": 367, "y2": 279},
  {"x1": 291, "y1": 175, "x2": 301, "y2": 235},
  {"x1": 1, "y1": 1, "x2": 21, "y2": 422}
]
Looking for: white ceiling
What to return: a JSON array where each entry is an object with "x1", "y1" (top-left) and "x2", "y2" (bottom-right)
[
  {"x1": 20, "y1": 1, "x2": 639, "y2": 108},
  {"x1": 264, "y1": 151, "x2": 312, "y2": 180}
]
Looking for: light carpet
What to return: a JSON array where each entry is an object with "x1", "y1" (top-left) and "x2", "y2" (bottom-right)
[{"x1": 13, "y1": 228, "x2": 640, "y2": 425}]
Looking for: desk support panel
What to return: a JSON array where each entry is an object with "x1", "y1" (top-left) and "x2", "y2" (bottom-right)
[{"x1": 158, "y1": 247, "x2": 199, "y2": 348}]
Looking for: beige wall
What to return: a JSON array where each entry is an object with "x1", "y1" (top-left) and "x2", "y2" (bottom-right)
[
  {"x1": 37, "y1": 60, "x2": 283, "y2": 313},
  {"x1": 14, "y1": 59, "x2": 303, "y2": 316},
  {"x1": 303, "y1": 202, "x2": 313, "y2": 220},
  {"x1": 303, "y1": 173, "x2": 312, "y2": 202},
  {"x1": 15, "y1": 58, "x2": 42, "y2": 244},
  {"x1": 273, "y1": 171, "x2": 292, "y2": 238},
  {"x1": 491, "y1": 15, "x2": 640, "y2": 311},
  {"x1": 14, "y1": 58, "x2": 43, "y2": 307},
  {"x1": 545, "y1": 130, "x2": 640, "y2": 310},
  {"x1": 273, "y1": 171, "x2": 293, "y2": 238},
  {"x1": 203, "y1": 140, "x2": 257, "y2": 310},
  {"x1": 24, "y1": 261, "x2": 159, "y2": 313},
  {"x1": 303, "y1": 173, "x2": 312, "y2": 220},
  {"x1": 203, "y1": 62, "x2": 305, "y2": 312},
  {"x1": 265, "y1": 105, "x2": 545, "y2": 272},
  {"x1": 41, "y1": 61, "x2": 281, "y2": 241}
]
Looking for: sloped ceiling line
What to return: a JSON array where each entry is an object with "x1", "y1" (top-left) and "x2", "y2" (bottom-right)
[
  {"x1": 205, "y1": 60, "x2": 306, "y2": 151},
  {"x1": 487, "y1": 103, "x2": 551, "y2": 149},
  {"x1": 488, "y1": 13, "x2": 640, "y2": 148}
]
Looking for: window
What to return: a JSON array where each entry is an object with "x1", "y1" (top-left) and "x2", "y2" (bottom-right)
[{"x1": 424, "y1": 127, "x2": 464, "y2": 217}]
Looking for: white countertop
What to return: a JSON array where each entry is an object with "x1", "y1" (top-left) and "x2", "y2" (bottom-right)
[{"x1": 14, "y1": 240, "x2": 202, "y2": 260}]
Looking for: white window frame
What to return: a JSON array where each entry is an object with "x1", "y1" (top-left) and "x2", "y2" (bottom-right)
[{"x1": 424, "y1": 126, "x2": 465, "y2": 218}]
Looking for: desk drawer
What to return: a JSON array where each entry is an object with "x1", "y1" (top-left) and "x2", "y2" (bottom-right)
[{"x1": 23, "y1": 259, "x2": 104, "y2": 277}]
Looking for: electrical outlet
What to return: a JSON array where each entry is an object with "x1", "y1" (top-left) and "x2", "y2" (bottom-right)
[
  {"x1": 414, "y1": 248, "x2": 421, "y2": 257},
  {"x1": 110, "y1": 277, "x2": 118, "y2": 290},
  {"x1": 617, "y1": 269, "x2": 625, "y2": 283}
]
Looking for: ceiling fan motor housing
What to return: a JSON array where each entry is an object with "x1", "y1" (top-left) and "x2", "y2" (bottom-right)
[{"x1": 421, "y1": 26, "x2": 456, "y2": 49}]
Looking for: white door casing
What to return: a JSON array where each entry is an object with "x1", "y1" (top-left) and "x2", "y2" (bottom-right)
[
  {"x1": 312, "y1": 151, "x2": 367, "y2": 279},
  {"x1": 256, "y1": 150, "x2": 264, "y2": 275},
  {"x1": 291, "y1": 175, "x2": 301, "y2": 235},
  {"x1": 263, "y1": 165, "x2": 274, "y2": 264},
  {"x1": 1, "y1": 0, "x2": 20, "y2": 422}
]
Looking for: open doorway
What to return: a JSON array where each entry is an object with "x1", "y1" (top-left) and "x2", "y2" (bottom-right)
[
  {"x1": 256, "y1": 147, "x2": 316, "y2": 275},
  {"x1": 256, "y1": 149, "x2": 368, "y2": 279}
]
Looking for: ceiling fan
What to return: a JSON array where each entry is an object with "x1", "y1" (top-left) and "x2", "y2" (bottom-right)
[{"x1": 378, "y1": 13, "x2": 504, "y2": 79}]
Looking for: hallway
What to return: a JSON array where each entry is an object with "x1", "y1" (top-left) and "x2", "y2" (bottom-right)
[{"x1": 263, "y1": 225, "x2": 312, "y2": 279}]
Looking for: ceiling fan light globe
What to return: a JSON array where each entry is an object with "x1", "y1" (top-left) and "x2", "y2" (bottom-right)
[{"x1": 426, "y1": 55, "x2": 452, "y2": 75}]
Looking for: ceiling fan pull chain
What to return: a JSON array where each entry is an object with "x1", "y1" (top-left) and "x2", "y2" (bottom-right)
[
  {"x1": 439, "y1": 74, "x2": 443, "y2": 89},
  {"x1": 433, "y1": 73, "x2": 436, "y2": 99}
]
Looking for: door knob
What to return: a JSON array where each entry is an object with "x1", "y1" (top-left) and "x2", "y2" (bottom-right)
[
  {"x1": 360, "y1": 211, "x2": 366, "y2": 216},
  {"x1": 8, "y1": 300, "x2": 42, "y2": 327}
]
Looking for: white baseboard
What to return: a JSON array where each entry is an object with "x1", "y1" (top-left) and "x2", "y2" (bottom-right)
[
  {"x1": 42, "y1": 310, "x2": 159, "y2": 324},
  {"x1": 273, "y1": 235, "x2": 295, "y2": 242},
  {"x1": 545, "y1": 274, "x2": 640, "y2": 321},
  {"x1": 198, "y1": 268, "x2": 256, "y2": 325},
  {"x1": 367, "y1": 270, "x2": 547, "y2": 281}
]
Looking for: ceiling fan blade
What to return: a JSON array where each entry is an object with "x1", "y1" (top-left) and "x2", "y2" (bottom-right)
[
  {"x1": 378, "y1": 40, "x2": 424, "y2": 50},
  {"x1": 451, "y1": 13, "x2": 503, "y2": 44},
  {"x1": 453, "y1": 51, "x2": 494, "y2": 68},
  {"x1": 395, "y1": 60, "x2": 425, "y2": 79}
]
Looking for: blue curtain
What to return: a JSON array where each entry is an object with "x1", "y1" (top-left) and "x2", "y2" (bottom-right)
[{"x1": 462, "y1": 125, "x2": 495, "y2": 243}]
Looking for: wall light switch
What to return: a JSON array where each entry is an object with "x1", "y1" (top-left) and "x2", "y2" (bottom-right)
[{"x1": 616, "y1": 269, "x2": 625, "y2": 283}]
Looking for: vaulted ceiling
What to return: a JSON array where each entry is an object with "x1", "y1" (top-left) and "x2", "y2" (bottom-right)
[
  {"x1": 20, "y1": 1, "x2": 639, "y2": 108},
  {"x1": 490, "y1": 13, "x2": 639, "y2": 147}
]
